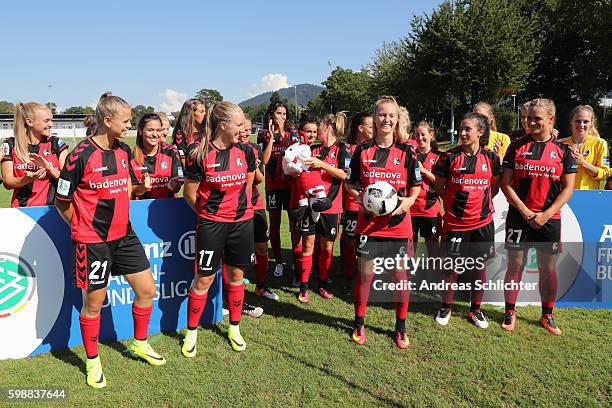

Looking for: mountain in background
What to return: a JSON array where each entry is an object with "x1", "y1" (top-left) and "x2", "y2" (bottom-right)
[{"x1": 239, "y1": 83, "x2": 324, "y2": 107}]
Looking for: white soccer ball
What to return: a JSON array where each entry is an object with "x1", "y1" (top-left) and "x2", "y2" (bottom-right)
[{"x1": 362, "y1": 181, "x2": 399, "y2": 216}]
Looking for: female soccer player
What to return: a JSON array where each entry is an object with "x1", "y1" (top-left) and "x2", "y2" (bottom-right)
[
  {"x1": 2, "y1": 102, "x2": 69, "y2": 207},
  {"x1": 155, "y1": 112, "x2": 171, "y2": 145},
  {"x1": 509, "y1": 102, "x2": 531, "y2": 142},
  {"x1": 239, "y1": 115, "x2": 278, "y2": 301},
  {"x1": 340, "y1": 112, "x2": 373, "y2": 292},
  {"x1": 397, "y1": 106, "x2": 417, "y2": 146},
  {"x1": 55, "y1": 93, "x2": 165, "y2": 389},
  {"x1": 473, "y1": 102, "x2": 511, "y2": 158},
  {"x1": 296, "y1": 112, "x2": 349, "y2": 302},
  {"x1": 131, "y1": 113, "x2": 183, "y2": 199},
  {"x1": 172, "y1": 98, "x2": 206, "y2": 163},
  {"x1": 411, "y1": 121, "x2": 441, "y2": 258},
  {"x1": 432, "y1": 113, "x2": 502, "y2": 329},
  {"x1": 346, "y1": 96, "x2": 422, "y2": 349},
  {"x1": 558, "y1": 105, "x2": 610, "y2": 190},
  {"x1": 181, "y1": 101, "x2": 256, "y2": 356},
  {"x1": 500, "y1": 98, "x2": 576, "y2": 335},
  {"x1": 261, "y1": 102, "x2": 301, "y2": 277}
]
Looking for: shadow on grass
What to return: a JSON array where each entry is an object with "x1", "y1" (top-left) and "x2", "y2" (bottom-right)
[{"x1": 50, "y1": 348, "x2": 86, "y2": 374}]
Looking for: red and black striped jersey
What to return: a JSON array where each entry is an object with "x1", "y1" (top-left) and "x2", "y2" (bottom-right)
[
  {"x1": 311, "y1": 141, "x2": 350, "y2": 214},
  {"x1": 184, "y1": 142, "x2": 256, "y2": 222},
  {"x1": 347, "y1": 140, "x2": 422, "y2": 238},
  {"x1": 342, "y1": 143, "x2": 360, "y2": 212},
  {"x1": 434, "y1": 146, "x2": 502, "y2": 231},
  {"x1": 1, "y1": 136, "x2": 68, "y2": 207},
  {"x1": 502, "y1": 136, "x2": 576, "y2": 219},
  {"x1": 412, "y1": 150, "x2": 442, "y2": 217},
  {"x1": 131, "y1": 144, "x2": 183, "y2": 199},
  {"x1": 172, "y1": 130, "x2": 198, "y2": 159},
  {"x1": 56, "y1": 137, "x2": 138, "y2": 243},
  {"x1": 247, "y1": 142, "x2": 265, "y2": 211},
  {"x1": 261, "y1": 130, "x2": 302, "y2": 190}
]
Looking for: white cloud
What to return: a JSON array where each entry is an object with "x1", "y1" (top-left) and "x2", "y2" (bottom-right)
[
  {"x1": 87, "y1": 100, "x2": 97, "y2": 109},
  {"x1": 248, "y1": 74, "x2": 290, "y2": 97},
  {"x1": 159, "y1": 88, "x2": 187, "y2": 112}
]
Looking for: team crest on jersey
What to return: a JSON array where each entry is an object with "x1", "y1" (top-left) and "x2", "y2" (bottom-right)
[
  {"x1": 330, "y1": 152, "x2": 336, "y2": 159},
  {"x1": 161, "y1": 161, "x2": 168, "y2": 170},
  {"x1": 482, "y1": 163, "x2": 488, "y2": 172},
  {"x1": 122, "y1": 159, "x2": 127, "y2": 169},
  {"x1": 236, "y1": 157, "x2": 243, "y2": 167},
  {"x1": 429, "y1": 158, "x2": 436, "y2": 164},
  {"x1": 393, "y1": 157, "x2": 400, "y2": 165},
  {"x1": 43, "y1": 149, "x2": 50, "y2": 156},
  {"x1": 583, "y1": 149, "x2": 590, "y2": 157},
  {"x1": 550, "y1": 151, "x2": 557, "y2": 160}
]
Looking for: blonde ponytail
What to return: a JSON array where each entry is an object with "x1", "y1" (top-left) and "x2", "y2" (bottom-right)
[{"x1": 13, "y1": 102, "x2": 49, "y2": 163}]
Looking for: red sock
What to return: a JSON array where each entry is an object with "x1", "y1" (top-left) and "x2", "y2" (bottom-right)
[
  {"x1": 255, "y1": 253, "x2": 268, "y2": 287},
  {"x1": 227, "y1": 283, "x2": 244, "y2": 325},
  {"x1": 442, "y1": 271, "x2": 458, "y2": 306},
  {"x1": 221, "y1": 263, "x2": 229, "y2": 293},
  {"x1": 187, "y1": 289, "x2": 208, "y2": 330},
  {"x1": 300, "y1": 254, "x2": 312, "y2": 283},
  {"x1": 504, "y1": 264, "x2": 523, "y2": 306},
  {"x1": 269, "y1": 218, "x2": 282, "y2": 261},
  {"x1": 341, "y1": 237, "x2": 356, "y2": 278},
  {"x1": 470, "y1": 267, "x2": 486, "y2": 308},
  {"x1": 79, "y1": 314, "x2": 100, "y2": 359},
  {"x1": 318, "y1": 246, "x2": 333, "y2": 283},
  {"x1": 539, "y1": 267, "x2": 557, "y2": 313},
  {"x1": 393, "y1": 269, "x2": 410, "y2": 319},
  {"x1": 132, "y1": 304, "x2": 152, "y2": 341},
  {"x1": 292, "y1": 241, "x2": 302, "y2": 276},
  {"x1": 395, "y1": 302, "x2": 408, "y2": 320},
  {"x1": 354, "y1": 272, "x2": 374, "y2": 317}
]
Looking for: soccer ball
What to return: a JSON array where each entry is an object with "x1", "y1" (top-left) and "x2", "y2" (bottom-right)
[{"x1": 362, "y1": 181, "x2": 398, "y2": 216}]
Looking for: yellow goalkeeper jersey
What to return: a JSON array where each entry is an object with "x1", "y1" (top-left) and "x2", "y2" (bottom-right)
[
  {"x1": 559, "y1": 135, "x2": 611, "y2": 190},
  {"x1": 487, "y1": 130, "x2": 510, "y2": 159}
]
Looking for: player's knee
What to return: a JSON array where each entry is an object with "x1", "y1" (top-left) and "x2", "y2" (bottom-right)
[
  {"x1": 137, "y1": 283, "x2": 157, "y2": 301},
  {"x1": 192, "y1": 274, "x2": 213, "y2": 292}
]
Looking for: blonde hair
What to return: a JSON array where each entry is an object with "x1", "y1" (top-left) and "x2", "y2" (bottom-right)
[
  {"x1": 530, "y1": 98, "x2": 556, "y2": 122},
  {"x1": 320, "y1": 112, "x2": 347, "y2": 138},
  {"x1": 95, "y1": 92, "x2": 130, "y2": 130},
  {"x1": 373, "y1": 96, "x2": 401, "y2": 142},
  {"x1": 398, "y1": 106, "x2": 411, "y2": 142},
  {"x1": 83, "y1": 115, "x2": 97, "y2": 137},
  {"x1": 570, "y1": 105, "x2": 600, "y2": 138},
  {"x1": 474, "y1": 101, "x2": 497, "y2": 131},
  {"x1": 192, "y1": 101, "x2": 243, "y2": 164},
  {"x1": 13, "y1": 102, "x2": 50, "y2": 163}
]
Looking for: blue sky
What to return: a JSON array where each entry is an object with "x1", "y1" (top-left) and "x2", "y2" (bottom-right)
[{"x1": 2, "y1": 0, "x2": 441, "y2": 112}]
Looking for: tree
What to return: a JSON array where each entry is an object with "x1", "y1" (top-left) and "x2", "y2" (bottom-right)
[
  {"x1": 131, "y1": 105, "x2": 155, "y2": 127},
  {"x1": 370, "y1": 0, "x2": 540, "y2": 134},
  {"x1": 194, "y1": 89, "x2": 223, "y2": 106},
  {"x1": 242, "y1": 103, "x2": 268, "y2": 125},
  {"x1": 0, "y1": 101, "x2": 14, "y2": 114},
  {"x1": 64, "y1": 106, "x2": 95, "y2": 114},
  {"x1": 312, "y1": 67, "x2": 376, "y2": 116}
]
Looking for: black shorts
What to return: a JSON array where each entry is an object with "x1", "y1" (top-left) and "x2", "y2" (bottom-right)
[
  {"x1": 72, "y1": 231, "x2": 150, "y2": 291},
  {"x1": 443, "y1": 221, "x2": 495, "y2": 260},
  {"x1": 253, "y1": 209, "x2": 269, "y2": 243},
  {"x1": 266, "y1": 189, "x2": 290, "y2": 211},
  {"x1": 341, "y1": 210, "x2": 359, "y2": 239},
  {"x1": 196, "y1": 218, "x2": 254, "y2": 276},
  {"x1": 412, "y1": 216, "x2": 440, "y2": 239},
  {"x1": 298, "y1": 213, "x2": 340, "y2": 241},
  {"x1": 356, "y1": 235, "x2": 414, "y2": 261},
  {"x1": 504, "y1": 208, "x2": 561, "y2": 255}
]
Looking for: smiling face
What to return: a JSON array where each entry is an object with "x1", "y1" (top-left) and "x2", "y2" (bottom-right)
[
  {"x1": 141, "y1": 119, "x2": 162, "y2": 151},
  {"x1": 160, "y1": 118, "x2": 170, "y2": 143},
  {"x1": 415, "y1": 125, "x2": 433, "y2": 148},
  {"x1": 375, "y1": 102, "x2": 398, "y2": 138},
  {"x1": 459, "y1": 119, "x2": 483, "y2": 147},
  {"x1": 104, "y1": 106, "x2": 132, "y2": 138},
  {"x1": 572, "y1": 109, "x2": 593, "y2": 138},
  {"x1": 26, "y1": 108, "x2": 53, "y2": 138},
  {"x1": 219, "y1": 111, "x2": 245, "y2": 145},
  {"x1": 240, "y1": 119, "x2": 252, "y2": 144},
  {"x1": 302, "y1": 122, "x2": 318, "y2": 144},
  {"x1": 528, "y1": 105, "x2": 554, "y2": 137}
]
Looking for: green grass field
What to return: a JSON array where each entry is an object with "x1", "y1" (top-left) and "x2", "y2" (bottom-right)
[{"x1": 0, "y1": 138, "x2": 610, "y2": 407}]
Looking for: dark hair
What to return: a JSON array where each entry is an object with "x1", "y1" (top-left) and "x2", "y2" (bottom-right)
[
  {"x1": 172, "y1": 98, "x2": 205, "y2": 146},
  {"x1": 134, "y1": 113, "x2": 162, "y2": 165},
  {"x1": 462, "y1": 112, "x2": 490, "y2": 147},
  {"x1": 264, "y1": 102, "x2": 288, "y2": 133},
  {"x1": 347, "y1": 112, "x2": 372, "y2": 144},
  {"x1": 298, "y1": 112, "x2": 318, "y2": 131}
]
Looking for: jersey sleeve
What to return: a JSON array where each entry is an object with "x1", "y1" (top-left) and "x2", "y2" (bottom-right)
[
  {"x1": 51, "y1": 137, "x2": 69, "y2": 156},
  {"x1": 405, "y1": 149, "x2": 423, "y2": 187},
  {"x1": 184, "y1": 144, "x2": 204, "y2": 181},
  {"x1": 170, "y1": 148, "x2": 183, "y2": 181},
  {"x1": 244, "y1": 143, "x2": 256, "y2": 172},
  {"x1": 593, "y1": 139, "x2": 611, "y2": 180},
  {"x1": 253, "y1": 144, "x2": 265, "y2": 175},
  {"x1": 122, "y1": 144, "x2": 139, "y2": 184},
  {"x1": 337, "y1": 143, "x2": 350, "y2": 172},
  {"x1": 56, "y1": 150, "x2": 84, "y2": 202},
  {"x1": 1, "y1": 139, "x2": 14, "y2": 162},
  {"x1": 502, "y1": 142, "x2": 517, "y2": 169},
  {"x1": 561, "y1": 144, "x2": 577, "y2": 174},
  {"x1": 491, "y1": 152, "x2": 503, "y2": 176},
  {"x1": 347, "y1": 145, "x2": 362, "y2": 185},
  {"x1": 433, "y1": 152, "x2": 451, "y2": 179}
]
